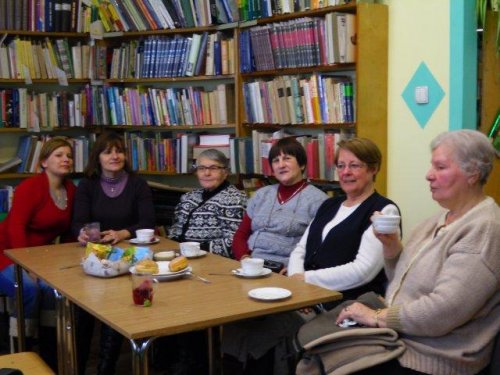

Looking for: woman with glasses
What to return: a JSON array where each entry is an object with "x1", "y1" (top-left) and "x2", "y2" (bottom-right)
[
  {"x1": 231, "y1": 137, "x2": 328, "y2": 266},
  {"x1": 168, "y1": 148, "x2": 247, "y2": 258},
  {"x1": 157, "y1": 149, "x2": 246, "y2": 374},
  {"x1": 288, "y1": 137, "x2": 401, "y2": 308}
]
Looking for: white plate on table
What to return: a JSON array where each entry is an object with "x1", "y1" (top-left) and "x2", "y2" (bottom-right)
[
  {"x1": 248, "y1": 287, "x2": 292, "y2": 301},
  {"x1": 130, "y1": 261, "x2": 191, "y2": 281},
  {"x1": 232, "y1": 268, "x2": 272, "y2": 279},
  {"x1": 184, "y1": 250, "x2": 208, "y2": 259},
  {"x1": 129, "y1": 237, "x2": 160, "y2": 245}
]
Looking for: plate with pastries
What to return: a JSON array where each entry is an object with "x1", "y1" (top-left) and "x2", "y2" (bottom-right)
[{"x1": 130, "y1": 257, "x2": 191, "y2": 282}]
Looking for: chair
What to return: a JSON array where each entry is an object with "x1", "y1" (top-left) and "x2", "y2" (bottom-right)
[
  {"x1": 487, "y1": 330, "x2": 500, "y2": 375},
  {"x1": 0, "y1": 352, "x2": 54, "y2": 374}
]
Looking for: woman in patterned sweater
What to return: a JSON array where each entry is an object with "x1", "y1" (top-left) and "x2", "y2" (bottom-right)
[{"x1": 168, "y1": 148, "x2": 247, "y2": 258}]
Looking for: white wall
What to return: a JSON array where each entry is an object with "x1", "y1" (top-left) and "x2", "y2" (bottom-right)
[{"x1": 384, "y1": 0, "x2": 451, "y2": 234}]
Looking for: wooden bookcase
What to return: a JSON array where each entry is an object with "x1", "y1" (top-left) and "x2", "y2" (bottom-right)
[
  {"x1": 479, "y1": 11, "x2": 500, "y2": 203},
  {"x1": 237, "y1": 3, "x2": 388, "y2": 194},
  {"x1": 1, "y1": 1, "x2": 389, "y2": 195}
]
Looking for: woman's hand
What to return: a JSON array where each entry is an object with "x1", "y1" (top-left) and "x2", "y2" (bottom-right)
[
  {"x1": 371, "y1": 212, "x2": 403, "y2": 259},
  {"x1": 78, "y1": 228, "x2": 89, "y2": 246},
  {"x1": 290, "y1": 272, "x2": 304, "y2": 281},
  {"x1": 101, "y1": 230, "x2": 130, "y2": 245},
  {"x1": 279, "y1": 267, "x2": 288, "y2": 276},
  {"x1": 335, "y1": 302, "x2": 386, "y2": 328}
]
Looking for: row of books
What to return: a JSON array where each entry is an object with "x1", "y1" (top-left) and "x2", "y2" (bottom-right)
[
  {"x1": 240, "y1": 12, "x2": 355, "y2": 73},
  {"x1": 0, "y1": 82, "x2": 235, "y2": 129},
  {"x1": 0, "y1": 86, "x2": 102, "y2": 130},
  {"x1": 109, "y1": 31, "x2": 235, "y2": 79},
  {"x1": 238, "y1": 0, "x2": 350, "y2": 21},
  {"x1": 240, "y1": 129, "x2": 352, "y2": 180},
  {"x1": 0, "y1": 185, "x2": 13, "y2": 213},
  {"x1": 0, "y1": 0, "x2": 98, "y2": 33},
  {"x1": 104, "y1": 84, "x2": 235, "y2": 126},
  {"x1": 124, "y1": 132, "x2": 231, "y2": 174},
  {"x1": 242, "y1": 74, "x2": 354, "y2": 125},
  {"x1": 0, "y1": 38, "x2": 106, "y2": 80},
  {"x1": 96, "y1": 0, "x2": 238, "y2": 32},
  {"x1": 14, "y1": 134, "x2": 93, "y2": 174}
]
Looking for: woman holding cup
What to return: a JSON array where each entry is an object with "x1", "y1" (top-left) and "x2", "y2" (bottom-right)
[
  {"x1": 334, "y1": 130, "x2": 499, "y2": 375},
  {"x1": 71, "y1": 131, "x2": 155, "y2": 375},
  {"x1": 0, "y1": 137, "x2": 76, "y2": 370}
]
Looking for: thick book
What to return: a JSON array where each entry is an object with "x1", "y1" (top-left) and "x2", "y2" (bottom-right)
[{"x1": 0, "y1": 156, "x2": 22, "y2": 173}]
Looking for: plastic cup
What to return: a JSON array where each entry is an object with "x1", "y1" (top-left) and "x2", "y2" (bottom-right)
[
  {"x1": 131, "y1": 272, "x2": 156, "y2": 307},
  {"x1": 84, "y1": 222, "x2": 101, "y2": 243}
]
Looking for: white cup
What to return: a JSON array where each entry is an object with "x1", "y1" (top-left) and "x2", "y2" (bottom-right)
[
  {"x1": 372, "y1": 214, "x2": 401, "y2": 234},
  {"x1": 136, "y1": 229, "x2": 155, "y2": 243},
  {"x1": 241, "y1": 258, "x2": 264, "y2": 276},
  {"x1": 180, "y1": 242, "x2": 201, "y2": 257}
]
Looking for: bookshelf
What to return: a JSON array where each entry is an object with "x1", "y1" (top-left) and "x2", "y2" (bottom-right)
[
  {"x1": 237, "y1": 2, "x2": 388, "y2": 194},
  {"x1": 1, "y1": 1, "x2": 389, "y2": 195}
]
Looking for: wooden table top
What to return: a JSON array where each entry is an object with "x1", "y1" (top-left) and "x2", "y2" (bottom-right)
[{"x1": 6, "y1": 238, "x2": 341, "y2": 340}]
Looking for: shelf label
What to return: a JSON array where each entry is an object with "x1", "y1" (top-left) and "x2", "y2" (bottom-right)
[
  {"x1": 90, "y1": 20, "x2": 104, "y2": 40},
  {"x1": 23, "y1": 66, "x2": 32, "y2": 85},
  {"x1": 55, "y1": 67, "x2": 68, "y2": 86}
]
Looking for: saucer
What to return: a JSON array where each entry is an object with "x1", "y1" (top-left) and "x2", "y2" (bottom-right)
[
  {"x1": 248, "y1": 287, "x2": 292, "y2": 301},
  {"x1": 232, "y1": 268, "x2": 272, "y2": 279},
  {"x1": 129, "y1": 237, "x2": 160, "y2": 245},
  {"x1": 183, "y1": 250, "x2": 208, "y2": 259}
]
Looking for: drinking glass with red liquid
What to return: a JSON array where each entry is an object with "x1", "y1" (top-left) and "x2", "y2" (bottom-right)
[{"x1": 132, "y1": 272, "x2": 156, "y2": 307}]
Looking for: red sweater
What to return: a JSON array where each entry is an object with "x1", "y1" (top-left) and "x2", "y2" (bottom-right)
[{"x1": 0, "y1": 172, "x2": 76, "y2": 270}]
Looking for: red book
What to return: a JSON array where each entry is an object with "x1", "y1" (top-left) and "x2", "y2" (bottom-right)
[{"x1": 306, "y1": 139, "x2": 319, "y2": 179}]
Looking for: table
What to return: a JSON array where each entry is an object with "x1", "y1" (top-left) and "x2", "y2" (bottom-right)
[{"x1": 6, "y1": 238, "x2": 341, "y2": 375}]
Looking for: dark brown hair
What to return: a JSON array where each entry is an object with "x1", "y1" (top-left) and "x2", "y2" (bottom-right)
[
  {"x1": 83, "y1": 132, "x2": 132, "y2": 178},
  {"x1": 268, "y1": 137, "x2": 307, "y2": 169}
]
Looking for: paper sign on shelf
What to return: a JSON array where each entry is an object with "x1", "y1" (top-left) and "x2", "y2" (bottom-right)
[
  {"x1": 90, "y1": 20, "x2": 104, "y2": 40},
  {"x1": 23, "y1": 66, "x2": 32, "y2": 84},
  {"x1": 55, "y1": 67, "x2": 68, "y2": 86}
]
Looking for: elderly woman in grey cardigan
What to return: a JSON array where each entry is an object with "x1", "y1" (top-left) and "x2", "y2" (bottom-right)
[
  {"x1": 337, "y1": 130, "x2": 500, "y2": 375},
  {"x1": 232, "y1": 137, "x2": 328, "y2": 264}
]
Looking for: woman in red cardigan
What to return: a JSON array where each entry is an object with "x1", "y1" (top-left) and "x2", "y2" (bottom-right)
[{"x1": 0, "y1": 137, "x2": 76, "y2": 370}]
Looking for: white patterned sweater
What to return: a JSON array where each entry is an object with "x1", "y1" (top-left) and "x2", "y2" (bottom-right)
[{"x1": 168, "y1": 184, "x2": 247, "y2": 258}]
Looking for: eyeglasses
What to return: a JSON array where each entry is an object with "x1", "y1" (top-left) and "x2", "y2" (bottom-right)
[
  {"x1": 335, "y1": 163, "x2": 366, "y2": 171},
  {"x1": 195, "y1": 165, "x2": 226, "y2": 172}
]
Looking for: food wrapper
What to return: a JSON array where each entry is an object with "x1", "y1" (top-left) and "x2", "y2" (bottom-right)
[{"x1": 82, "y1": 243, "x2": 153, "y2": 278}]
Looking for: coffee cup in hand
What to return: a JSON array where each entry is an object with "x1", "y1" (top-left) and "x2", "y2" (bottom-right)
[
  {"x1": 180, "y1": 242, "x2": 201, "y2": 257},
  {"x1": 241, "y1": 258, "x2": 264, "y2": 276},
  {"x1": 372, "y1": 214, "x2": 401, "y2": 234}
]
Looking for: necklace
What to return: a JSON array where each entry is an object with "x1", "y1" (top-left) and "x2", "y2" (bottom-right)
[
  {"x1": 100, "y1": 171, "x2": 128, "y2": 198},
  {"x1": 277, "y1": 181, "x2": 307, "y2": 205},
  {"x1": 50, "y1": 186, "x2": 68, "y2": 209}
]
